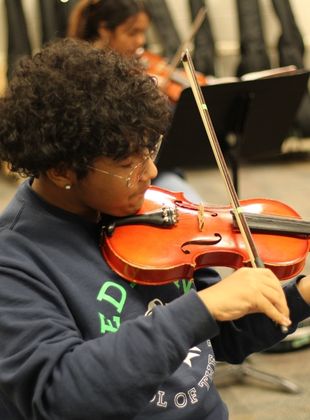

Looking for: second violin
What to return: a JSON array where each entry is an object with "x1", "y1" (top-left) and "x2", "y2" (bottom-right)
[
  {"x1": 138, "y1": 6, "x2": 209, "y2": 102},
  {"x1": 139, "y1": 49, "x2": 208, "y2": 102}
]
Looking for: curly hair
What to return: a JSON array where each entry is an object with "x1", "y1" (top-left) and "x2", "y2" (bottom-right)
[
  {"x1": 0, "y1": 38, "x2": 171, "y2": 178},
  {"x1": 67, "y1": 0, "x2": 147, "y2": 41}
]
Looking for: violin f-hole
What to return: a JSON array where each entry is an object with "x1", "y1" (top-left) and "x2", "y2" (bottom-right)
[{"x1": 181, "y1": 233, "x2": 222, "y2": 254}]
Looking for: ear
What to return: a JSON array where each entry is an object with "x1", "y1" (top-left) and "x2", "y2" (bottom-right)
[
  {"x1": 96, "y1": 24, "x2": 112, "y2": 46},
  {"x1": 46, "y1": 166, "x2": 76, "y2": 190}
]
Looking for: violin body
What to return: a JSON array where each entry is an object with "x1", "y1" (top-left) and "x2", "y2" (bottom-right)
[
  {"x1": 140, "y1": 50, "x2": 208, "y2": 102},
  {"x1": 101, "y1": 186, "x2": 310, "y2": 285}
]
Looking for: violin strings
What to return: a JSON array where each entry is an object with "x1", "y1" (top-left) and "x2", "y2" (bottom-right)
[{"x1": 181, "y1": 49, "x2": 264, "y2": 269}]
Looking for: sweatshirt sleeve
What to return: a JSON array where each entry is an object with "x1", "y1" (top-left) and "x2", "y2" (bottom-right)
[
  {"x1": 211, "y1": 276, "x2": 310, "y2": 364},
  {"x1": 0, "y1": 265, "x2": 219, "y2": 420}
]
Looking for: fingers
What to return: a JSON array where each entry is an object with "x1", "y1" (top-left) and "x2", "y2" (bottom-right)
[
  {"x1": 257, "y1": 269, "x2": 291, "y2": 325},
  {"x1": 256, "y1": 289, "x2": 291, "y2": 328},
  {"x1": 197, "y1": 267, "x2": 292, "y2": 327}
]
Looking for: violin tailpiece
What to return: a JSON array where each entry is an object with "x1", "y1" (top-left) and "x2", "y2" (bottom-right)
[{"x1": 103, "y1": 206, "x2": 178, "y2": 236}]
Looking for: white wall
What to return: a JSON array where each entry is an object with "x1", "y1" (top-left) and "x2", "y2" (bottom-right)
[
  {"x1": 164, "y1": 0, "x2": 310, "y2": 76},
  {"x1": 1, "y1": 0, "x2": 310, "y2": 79}
]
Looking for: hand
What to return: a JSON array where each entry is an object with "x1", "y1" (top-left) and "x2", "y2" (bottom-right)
[
  {"x1": 197, "y1": 267, "x2": 291, "y2": 328},
  {"x1": 296, "y1": 275, "x2": 310, "y2": 304}
]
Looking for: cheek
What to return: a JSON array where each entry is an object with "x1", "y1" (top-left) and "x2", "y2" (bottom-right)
[
  {"x1": 81, "y1": 180, "x2": 143, "y2": 217},
  {"x1": 87, "y1": 184, "x2": 124, "y2": 214},
  {"x1": 110, "y1": 35, "x2": 130, "y2": 54}
]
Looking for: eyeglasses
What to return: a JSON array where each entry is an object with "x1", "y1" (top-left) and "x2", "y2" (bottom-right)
[{"x1": 88, "y1": 135, "x2": 163, "y2": 188}]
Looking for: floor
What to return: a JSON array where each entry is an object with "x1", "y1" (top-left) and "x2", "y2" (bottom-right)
[
  {"x1": 1, "y1": 148, "x2": 310, "y2": 420},
  {"x1": 184, "y1": 150, "x2": 310, "y2": 420},
  {"x1": 215, "y1": 347, "x2": 310, "y2": 420}
]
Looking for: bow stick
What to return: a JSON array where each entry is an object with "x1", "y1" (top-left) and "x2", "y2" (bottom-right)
[
  {"x1": 181, "y1": 49, "x2": 264, "y2": 269},
  {"x1": 181, "y1": 49, "x2": 289, "y2": 332}
]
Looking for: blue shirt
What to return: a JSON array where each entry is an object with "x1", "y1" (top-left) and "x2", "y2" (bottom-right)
[{"x1": 0, "y1": 179, "x2": 309, "y2": 419}]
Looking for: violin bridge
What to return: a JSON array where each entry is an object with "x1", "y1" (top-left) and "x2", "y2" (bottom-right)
[{"x1": 197, "y1": 202, "x2": 205, "y2": 231}]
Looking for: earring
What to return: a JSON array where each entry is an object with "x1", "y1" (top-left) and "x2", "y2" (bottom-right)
[{"x1": 65, "y1": 184, "x2": 71, "y2": 190}]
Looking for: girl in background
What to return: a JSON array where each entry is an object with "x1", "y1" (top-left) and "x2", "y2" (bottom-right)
[{"x1": 67, "y1": 0, "x2": 149, "y2": 57}]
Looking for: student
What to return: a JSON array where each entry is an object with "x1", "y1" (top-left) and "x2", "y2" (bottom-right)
[
  {"x1": 0, "y1": 38, "x2": 309, "y2": 420},
  {"x1": 67, "y1": 0, "x2": 202, "y2": 202},
  {"x1": 67, "y1": 0, "x2": 150, "y2": 57}
]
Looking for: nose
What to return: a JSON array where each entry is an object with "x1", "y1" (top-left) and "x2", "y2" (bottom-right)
[
  {"x1": 141, "y1": 158, "x2": 158, "y2": 182},
  {"x1": 135, "y1": 33, "x2": 146, "y2": 50}
]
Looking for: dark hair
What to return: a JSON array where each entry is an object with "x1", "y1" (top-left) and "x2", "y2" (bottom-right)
[
  {"x1": 0, "y1": 38, "x2": 170, "y2": 178},
  {"x1": 67, "y1": 0, "x2": 147, "y2": 41}
]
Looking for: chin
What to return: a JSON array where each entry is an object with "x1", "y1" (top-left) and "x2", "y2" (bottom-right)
[
  {"x1": 128, "y1": 195, "x2": 145, "y2": 214},
  {"x1": 133, "y1": 199, "x2": 145, "y2": 213}
]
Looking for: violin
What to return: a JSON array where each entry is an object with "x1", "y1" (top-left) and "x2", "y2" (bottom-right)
[
  {"x1": 101, "y1": 186, "x2": 310, "y2": 285},
  {"x1": 138, "y1": 7, "x2": 209, "y2": 102},
  {"x1": 139, "y1": 50, "x2": 208, "y2": 102}
]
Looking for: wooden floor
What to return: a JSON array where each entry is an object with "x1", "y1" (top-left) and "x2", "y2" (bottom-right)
[{"x1": 1, "y1": 150, "x2": 310, "y2": 420}]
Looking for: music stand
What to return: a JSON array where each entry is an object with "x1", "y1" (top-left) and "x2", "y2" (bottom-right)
[{"x1": 157, "y1": 70, "x2": 309, "y2": 194}]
